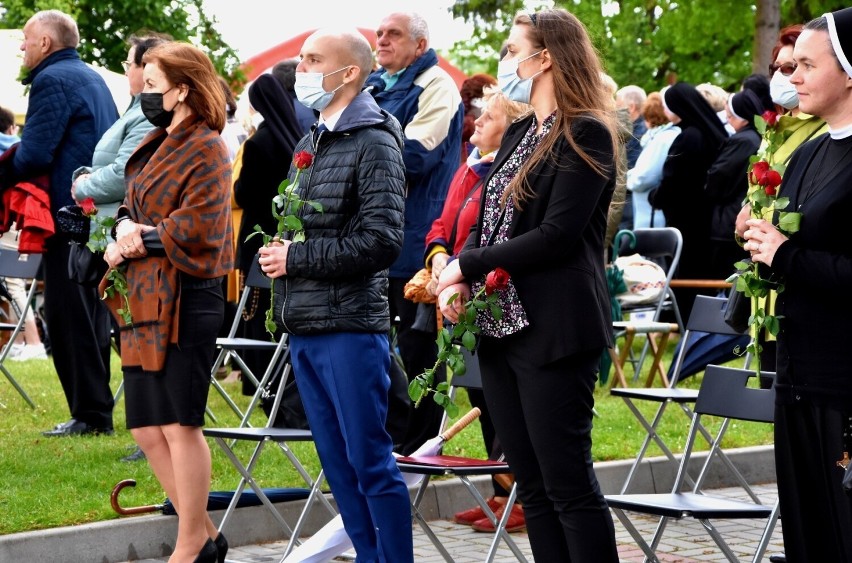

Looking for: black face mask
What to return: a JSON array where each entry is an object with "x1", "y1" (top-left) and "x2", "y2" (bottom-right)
[{"x1": 140, "y1": 87, "x2": 175, "y2": 128}]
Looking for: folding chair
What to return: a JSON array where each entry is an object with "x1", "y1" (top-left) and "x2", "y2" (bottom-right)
[
  {"x1": 606, "y1": 364, "x2": 779, "y2": 563},
  {"x1": 611, "y1": 228, "x2": 685, "y2": 382},
  {"x1": 0, "y1": 248, "x2": 42, "y2": 408},
  {"x1": 612, "y1": 295, "x2": 753, "y2": 494},
  {"x1": 203, "y1": 348, "x2": 336, "y2": 556},
  {"x1": 396, "y1": 353, "x2": 529, "y2": 563},
  {"x1": 208, "y1": 257, "x2": 288, "y2": 425}
]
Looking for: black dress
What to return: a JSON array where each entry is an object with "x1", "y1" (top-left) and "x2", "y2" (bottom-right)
[{"x1": 770, "y1": 132, "x2": 852, "y2": 562}]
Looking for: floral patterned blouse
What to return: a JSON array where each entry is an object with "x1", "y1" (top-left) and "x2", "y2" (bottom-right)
[{"x1": 472, "y1": 112, "x2": 556, "y2": 337}]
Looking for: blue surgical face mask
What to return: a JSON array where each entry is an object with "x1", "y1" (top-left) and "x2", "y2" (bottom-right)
[
  {"x1": 497, "y1": 51, "x2": 542, "y2": 104},
  {"x1": 769, "y1": 70, "x2": 799, "y2": 110},
  {"x1": 294, "y1": 66, "x2": 350, "y2": 111}
]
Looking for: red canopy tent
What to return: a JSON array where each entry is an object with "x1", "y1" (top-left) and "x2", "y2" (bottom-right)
[{"x1": 240, "y1": 27, "x2": 468, "y2": 89}]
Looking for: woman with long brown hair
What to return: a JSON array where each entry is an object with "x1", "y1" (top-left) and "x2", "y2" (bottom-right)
[
  {"x1": 104, "y1": 42, "x2": 233, "y2": 563},
  {"x1": 436, "y1": 9, "x2": 620, "y2": 561}
]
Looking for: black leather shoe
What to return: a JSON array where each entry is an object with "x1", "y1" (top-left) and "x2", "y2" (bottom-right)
[
  {"x1": 769, "y1": 555, "x2": 786, "y2": 563},
  {"x1": 214, "y1": 532, "x2": 228, "y2": 563},
  {"x1": 193, "y1": 538, "x2": 218, "y2": 563},
  {"x1": 120, "y1": 446, "x2": 146, "y2": 462},
  {"x1": 41, "y1": 419, "x2": 114, "y2": 437}
]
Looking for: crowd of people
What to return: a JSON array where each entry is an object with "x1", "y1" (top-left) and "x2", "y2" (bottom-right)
[{"x1": 1, "y1": 5, "x2": 851, "y2": 563}]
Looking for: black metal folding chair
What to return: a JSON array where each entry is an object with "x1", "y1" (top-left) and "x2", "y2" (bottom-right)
[
  {"x1": 396, "y1": 353, "x2": 528, "y2": 563},
  {"x1": 0, "y1": 248, "x2": 42, "y2": 408},
  {"x1": 612, "y1": 295, "x2": 754, "y2": 495},
  {"x1": 203, "y1": 351, "x2": 336, "y2": 555},
  {"x1": 606, "y1": 365, "x2": 779, "y2": 563},
  {"x1": 208, "y1": 257, "x2": 288, "y2": 426}
]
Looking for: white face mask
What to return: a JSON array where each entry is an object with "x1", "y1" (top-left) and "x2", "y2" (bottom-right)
[
  {"x1": 294, "y1": 66, "x2": 350, "y2": 111},
  {"x1": 497, "y1": 51, "x2": 542, "y2": 104},
  {"x1": 769, "y1": 71, "x2": 799, "y2": 110}
]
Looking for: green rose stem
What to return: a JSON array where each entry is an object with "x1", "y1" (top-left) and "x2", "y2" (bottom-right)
[
  {"x1": 408, "y1": 281, "x2": 503, "y2": 417},
  {"x1": 80, "y1": 198, "x2": 132, "y2": 325},
  {"x1": 246, "y1": 151, "x2": 322, "y2": 337}
]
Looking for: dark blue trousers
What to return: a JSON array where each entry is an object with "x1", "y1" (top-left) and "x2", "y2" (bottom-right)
[{"x1": 290, "y1": 332, "x2": 413, "y2": 563}]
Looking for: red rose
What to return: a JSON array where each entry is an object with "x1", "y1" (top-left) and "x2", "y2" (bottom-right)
[
  {"x1": 80, "y1": 197, "x2": 98, "y2": 216},
  {"x1": 749, "y1": 161, "x2": 770, "y2": 185},
  {"x1": 293, "y1": 151, "x2": 313, "y2": 170},
  {"x1": 761, "y1": 110, "x2": 779, "y2": 128},
  {"x1": 764, "y1": 185, "x2": 777, "y2": 196},
  {"x1": 485, "y1": 267, "x2": 510, "y2": 296},
  {"x1": 762, "y1": 169, "x2": 782, "y2": 189}
]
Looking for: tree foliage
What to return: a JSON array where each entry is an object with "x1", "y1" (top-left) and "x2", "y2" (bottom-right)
[
  {"x1": 0, "y1": 0, "x2": 243, "y2": 87},
  {"x1": 447, "y1": 0, "x2": 848, "y2": 93}
]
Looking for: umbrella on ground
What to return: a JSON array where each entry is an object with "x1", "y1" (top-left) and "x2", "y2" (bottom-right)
[
  {"x1": 282, "y1": 407, "x2": 482, "y2": 563},
  {"x1": 110, "y1": 480, "x2": 310, "y2": 516},
  {"x1": 600, "y1": 229, "x2": 636, "y2": 384}
]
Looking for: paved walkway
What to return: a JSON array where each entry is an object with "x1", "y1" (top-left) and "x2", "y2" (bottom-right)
[{"x1": 123, "y1": 483, "x2": 784, "y2": 563}]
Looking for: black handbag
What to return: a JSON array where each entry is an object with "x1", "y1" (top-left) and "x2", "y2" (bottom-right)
[
  {"x1": 55, "y1": 205, "x2": 91, "y2": 245},
  {"x1": 410, "y1": 302, "x2": 438, "y2": 336},
  {"x1": 724, "y1": 262, "x2": 751, "y2": 334},
  {"x1": 67, "y1": 242, "x2": 107, "y2": 287}
]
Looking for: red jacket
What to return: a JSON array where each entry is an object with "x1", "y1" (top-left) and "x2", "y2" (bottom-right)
[
  {"x1": 424, "y1": 153, "x2": 493, "y2": 263},
  {"x1": 0, "y1": 145, "x2": 53, "y2": 253}
]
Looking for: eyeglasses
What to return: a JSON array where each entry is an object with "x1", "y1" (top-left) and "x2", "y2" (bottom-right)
[
  {"x1": 121, "y1": 60, "x2": 133, "y2": 71},
  {"x1": 769, "y1": 62, "x2": 797, "y2": 76},
  {"x1": 529, "y1": 13, "x2": 538, "y2": 26}
]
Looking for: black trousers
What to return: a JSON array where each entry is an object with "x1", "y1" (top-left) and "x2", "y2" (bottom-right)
[
  {"x1": 775, "y1": 400, "x2": 852, "y2": 562},
  {"x1": 477, "y1": 337, "x2": 618, "y2": 563},
  {"x1": 387, "y1": 277, "x2": 442, "y2": 455},
  {"x1": 43, "y1": 235, "x2": 113, "y2": 429}
]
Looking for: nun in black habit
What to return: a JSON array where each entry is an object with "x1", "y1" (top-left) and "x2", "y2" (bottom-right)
[
  {"x1": 649, "y1": 82, "x2": 729, "y2": 320},
  {"x1": 705, "y1": 89, "x2": 764, "y2": 279},
  {"x1": 742, "y1": 7, "x2": 852, "y2": 561}
]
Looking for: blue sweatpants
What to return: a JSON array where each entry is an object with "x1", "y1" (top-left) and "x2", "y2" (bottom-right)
[{"x1": 289, "y1": 332, "x2": 413, "y2": 563}]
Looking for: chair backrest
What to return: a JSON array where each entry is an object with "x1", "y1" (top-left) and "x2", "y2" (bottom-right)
[
  {"x1": 0, "y1": 248, "x2": 41, "y2": 279},
  {"x1": 694, "y1": 365, "x2": 775, "y2": 423},
  {"x1": 618, "y1": 228, "x2": 682, "y2": 272},
  {"x1": 667, "y1": 295, "x2": 750, "y2": 386}
]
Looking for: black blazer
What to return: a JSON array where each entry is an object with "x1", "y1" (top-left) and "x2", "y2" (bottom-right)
[{"x1": 459, "y1": 114, "x2": 616, "y2": 366}]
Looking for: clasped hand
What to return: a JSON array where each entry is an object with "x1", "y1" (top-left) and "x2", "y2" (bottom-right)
[
  {"x1": 257, "y1": 239, "x2": 291, "y2": 278},
  {"x1": 435, "y1": 259, "x2": 470, "y2": 323},
  {"x1": 105, "y1": 220, "x2": 154, "y2": 268},
  {"x1": 742, "y1": 218, "x2": 787, "y2": 267}
]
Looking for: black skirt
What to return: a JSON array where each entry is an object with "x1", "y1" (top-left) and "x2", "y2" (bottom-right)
[{"x1": 124, "y1": 282, "x2": 224, "y2": 428}]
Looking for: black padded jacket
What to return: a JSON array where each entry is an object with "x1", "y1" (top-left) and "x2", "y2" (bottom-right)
[{"x1": 272, "y1": 92, "x2": 406, "y2": 335}]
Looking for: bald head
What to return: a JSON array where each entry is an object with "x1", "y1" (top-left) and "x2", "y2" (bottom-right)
[{"x1": 303, "y1": 28, "x2": 373, "y2": 88}]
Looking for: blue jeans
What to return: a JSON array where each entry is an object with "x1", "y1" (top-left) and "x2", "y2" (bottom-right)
[{"x1": 290, "y1": 332, "x2": 413, "y2": 563}]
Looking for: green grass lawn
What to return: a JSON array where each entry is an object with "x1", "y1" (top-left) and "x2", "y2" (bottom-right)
[{"x1": 0, "y1": 335, "x2": 773, "y2": 535}]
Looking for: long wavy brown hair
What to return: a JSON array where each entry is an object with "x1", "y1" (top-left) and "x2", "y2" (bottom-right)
[
  {"x1": 142, "y1": 42, "x2": 226, "y2": 133},
  {"x1": 503, "y1": 9, "x2": 619, "y2": 209}
]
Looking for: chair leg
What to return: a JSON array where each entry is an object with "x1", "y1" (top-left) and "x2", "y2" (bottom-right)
[
  {"x1": 752, "y1": 501, "x2": 780, "y2": 563},
  {"x1": 610, "y1": 507, "x2": 661, "y2": 563},
  {"x1": 0, "y1": 364, "x2": 35, "y2": 408},
  {"x1": 484, "y1": 482, "x2": 529, "y2": 563},
  {"x1": 699, "y1": 519, "x2": 741, "y2": 562}
]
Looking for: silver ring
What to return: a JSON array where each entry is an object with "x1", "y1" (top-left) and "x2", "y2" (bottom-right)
[{"x1": 123, "y1": 245, "x2": 130, "y2": 251}]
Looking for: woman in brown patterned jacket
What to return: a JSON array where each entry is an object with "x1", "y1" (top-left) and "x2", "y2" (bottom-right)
[{"x1": 103, "y1": 42, "x2": 233, "y2": 563}]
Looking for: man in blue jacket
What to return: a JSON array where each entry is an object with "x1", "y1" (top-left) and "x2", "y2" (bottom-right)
[
  {"x1": 8, "y1": 10, "x2": 118, "y2": 436},
  {"x1": 365, "y1": 12, "x2": 464, "y2": 455},
  {"x1": 259, "y1": 26, "x2": 412, "y2": 562}
]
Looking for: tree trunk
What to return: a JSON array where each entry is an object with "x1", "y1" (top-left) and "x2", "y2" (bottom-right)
[{"x1": 754, "y1": 0, "x2": 781, "y2": 75}]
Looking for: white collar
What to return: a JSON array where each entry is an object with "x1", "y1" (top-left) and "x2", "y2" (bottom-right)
[
  {"x1": 828, "y1": 122, "x2": 852, "y2": 140},
  {"x1": 319, "y1": 107, "x2": 346, "y2": 132}
]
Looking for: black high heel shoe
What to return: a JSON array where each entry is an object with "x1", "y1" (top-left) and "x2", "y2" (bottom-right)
[
  {"x1": 214, "y1": 532, "x2": 228, "y2": 563},
  {"x1": 193, "y1": 538, "x2": 218, "y2": 563}
]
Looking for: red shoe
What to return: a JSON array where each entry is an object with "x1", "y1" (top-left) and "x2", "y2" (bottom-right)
[
  {"x1": 471, "y1": 503, "x2": 526, "y2": 533},
  {"x1": 453, "y1": 497, "x2": 503, "y2": 526}
]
